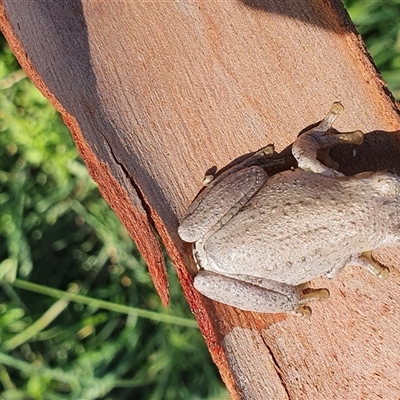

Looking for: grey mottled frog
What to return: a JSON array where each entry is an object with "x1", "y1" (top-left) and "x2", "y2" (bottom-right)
[{"x1": 178, "y1": 103, "x2": 395, "y2": 315}]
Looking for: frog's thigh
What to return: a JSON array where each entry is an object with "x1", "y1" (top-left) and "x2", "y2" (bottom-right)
[
  {"x1": 194, "y1": 270, "x2": 302, "y2": 313},
  {"x1": 178, "y1": 166, "x2": 268, "y2": 243}
]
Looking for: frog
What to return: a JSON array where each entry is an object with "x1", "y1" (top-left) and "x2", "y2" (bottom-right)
[{"x1": 178, "y1": 102, "x2": 396, "y2": 315}]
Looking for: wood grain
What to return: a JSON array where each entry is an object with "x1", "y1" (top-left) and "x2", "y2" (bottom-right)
[{"x1": 1, "y1": 0, "x2": 400, "y2": 398}]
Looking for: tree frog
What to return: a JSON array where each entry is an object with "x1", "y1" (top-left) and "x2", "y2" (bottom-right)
[{"x1": 178, "y1": 103, "x2": 394, "y2": 315}]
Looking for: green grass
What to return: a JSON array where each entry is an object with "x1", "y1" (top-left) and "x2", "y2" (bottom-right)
[
  {"x1": 0, "y1": 2, "x2": 399, "y2": 399},
  {"x1": 0, "y1": 36, "x2": 227, "y2": 400},
  {"x1": 344, "y1": 0, "x2": 400, "y2": 99}
]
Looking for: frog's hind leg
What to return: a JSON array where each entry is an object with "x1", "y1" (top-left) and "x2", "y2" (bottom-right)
[
  {"x1": 292, "y1": 102, "x2": 364, "y2": 177},
  {"x1": 178, "y1": 165, "x2": 268, "y2": 243},
  {"x1": 193, "y1": 270, "x2": 329, "y2": 315}
]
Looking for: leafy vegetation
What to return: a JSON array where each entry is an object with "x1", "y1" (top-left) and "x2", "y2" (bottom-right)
[
  {"x1": 0, "y1": 2, "x2": 399, "y2": 399},
  {"x1": 0, "y1": 35, "x2": 227, "y2": 400},
  {"x1": 344, "y1": 0, "x2": 400, "y2": 99}
]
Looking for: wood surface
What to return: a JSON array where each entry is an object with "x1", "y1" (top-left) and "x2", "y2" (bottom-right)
[{"x1": 1, "y1": 1, "x2": 400, "y2": 398}]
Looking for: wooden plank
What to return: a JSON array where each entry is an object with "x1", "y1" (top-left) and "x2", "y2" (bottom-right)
[{"x1": 1, "y1": 1, "x2": 400, "y2": 398}]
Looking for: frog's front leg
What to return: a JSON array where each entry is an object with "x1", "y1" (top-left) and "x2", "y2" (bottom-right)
[
  {"x1": 194, "y1": 270, "x2": 329, "y2": 315},
  {"x1": 178, "y1": 165, "x2": 268, "y2": 243},
  {"x1": 292, "y1": 102, "x2": 364, "y2": 177}
]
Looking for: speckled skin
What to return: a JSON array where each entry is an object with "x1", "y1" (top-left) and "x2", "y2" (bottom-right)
[
  {"x1": 197, "y1": 169, "x2": 399, "y2": 284},
  {"x1": 178, "y1": 103, "x2": 395, "y2": 314}
]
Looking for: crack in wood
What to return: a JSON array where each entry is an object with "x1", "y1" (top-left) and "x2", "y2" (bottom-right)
[{"x1": 261, "y1": 335, "x2": 290, "y2": 399}]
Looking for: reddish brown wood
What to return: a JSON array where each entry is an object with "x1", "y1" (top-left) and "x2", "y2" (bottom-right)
[{"x1": 1, "y1": 1, "x2": 400, "y2": 398}]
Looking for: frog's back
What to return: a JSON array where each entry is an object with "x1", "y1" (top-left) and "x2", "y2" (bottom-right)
[{"x1": 204, "y1": 169, "x2": 400, "y2": 285}]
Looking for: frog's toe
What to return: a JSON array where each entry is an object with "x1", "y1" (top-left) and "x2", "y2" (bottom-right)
[
  {"x1": 300, "y1": 286, "x2": 330, "y2": 301},
  {"x1": 333, "y1": 129, "x2": 364, "y2": 145},
  {"x1": 321, "y1": 102, "x2": 341, "y2": 129},
  {"x1": 313, "y1": 129, "x2": 364, "y2": 150},
  {"x1": 257, "y1": 143, "x2": 275, "y2": 158},
  {"x1": 329, "y1": 101, "x2": 344, "y2": 115},
  {"x1": 201, "y1": 174, "x2": 214, "y2": 186},
  {"x1": 292, "y1": 103, "x2": 364, "y2": 175},
  {"x1": 293, "y1": 287, "x2": 330, "y2": 317},
  {"x1": 294, "y1": 305, "x2": 312, "y2": 318},
  {"x1": 312, "y1": 101, "x2": 344, "y2": 134},
  {"x1": 357, "y1": 251, "x2": 390, "y2": 279}
]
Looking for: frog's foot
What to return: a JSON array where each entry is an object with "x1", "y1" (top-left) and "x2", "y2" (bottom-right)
[
  {"x1": 295, "y1": 305, "x2": 312, "y2": 317},
  {"x1": 293, "y1": 284, "x2": 330, "y2": 317},
  {"x1": 354, "y1": 252, "x2": 389, "y2": 279},
  {"x1": 202, "y1": 174, "x2": 214, "y2": 186},
  {"x1": 298, "y1": 283, "x2": 330, "y2": 302},
  {"x1": 254, "y1": 143, "x2": 276, "y2": 158},
  {"x1": 292, "y1": 102, "x2": 364, "y2": 177}
]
